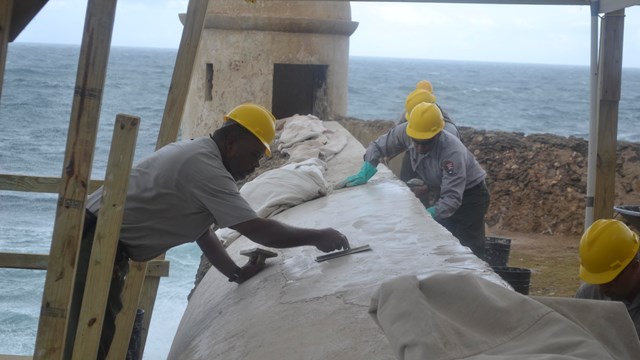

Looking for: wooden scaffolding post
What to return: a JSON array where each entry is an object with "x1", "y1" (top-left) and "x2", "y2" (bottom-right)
[
  {"x1": 72, "y1": 114, "x2": 139, "y2": 359},
  {"x1": 0, "y1": 0, "x2": 13, "y2": 99},
  {"x1": 33, "y1": 0, "x2": 118, "y2": 359},
  {"x1": 156, "y1": 0, "x2": 208, "y2": 148},
  {"x1": 594, "y1": 9, "x2": 624, "y2": 221},
  {"x1": 109, "y1": 0, "x2": 208, "y2": 358}
]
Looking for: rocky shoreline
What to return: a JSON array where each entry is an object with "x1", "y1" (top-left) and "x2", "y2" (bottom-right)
[{"x1": 336, "y1": 117, "x2": 640, "y2": 236}]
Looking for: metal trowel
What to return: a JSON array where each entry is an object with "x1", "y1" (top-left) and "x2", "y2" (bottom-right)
[{"x1": 315, "y1": 244, "x2": 372, "y2": 262}]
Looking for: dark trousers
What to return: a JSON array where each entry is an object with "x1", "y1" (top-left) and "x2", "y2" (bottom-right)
[
  {"x1": 437, "y1": 181, "x2": 490, "y2": 259},
  {"x1": 399, "y1": 151, "x2": 415, "y2": 182},
  {"x1": 65, "y1": 210, "x2": 129, "y2": 360}
]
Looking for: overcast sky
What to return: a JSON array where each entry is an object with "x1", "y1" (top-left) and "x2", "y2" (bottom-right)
[{"x1": 14, "y1": 0, "x2": 640, "y2": 68}]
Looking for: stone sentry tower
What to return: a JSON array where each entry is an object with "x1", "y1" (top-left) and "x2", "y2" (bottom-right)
[{"x1": 181, "y1": 0, "x2": 359, "y2": 138}]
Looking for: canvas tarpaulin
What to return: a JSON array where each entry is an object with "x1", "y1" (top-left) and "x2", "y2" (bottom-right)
[
  {"x1": 215, "y1": 115, "x2": 348, "y2": 245},
  {"x1": 370, "y1": 273, "x2": 640, "y2": 360}
]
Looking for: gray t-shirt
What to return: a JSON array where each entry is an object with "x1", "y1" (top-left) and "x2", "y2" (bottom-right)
[
  {"x1": 364, "y1": 123, "x2": 485, "y2": 220},
  {"x1": 576, "y1": 282, "x2": 640, "y2": 337},
  {"x1": 86, "y1": 136, "x2": 257, "y2": 261}
]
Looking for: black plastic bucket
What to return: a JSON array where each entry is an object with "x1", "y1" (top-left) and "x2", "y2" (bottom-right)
[
  {"x1": 492, "y1": 266, "x2": 531, "y2": 295},
  {"x1": 484, "y1": 237, "x2": 511, "y2": 267},
  {"x1": 614, "y1": 205, "x2": 640, "y2": 232}
]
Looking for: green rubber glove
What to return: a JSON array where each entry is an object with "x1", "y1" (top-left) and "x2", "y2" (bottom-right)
[
  {"x1": 426, "y1": 206, "x2": 436, "y2": 218},
  {"x1": 340, "y1": 162, "x2": 377, "y2": 188}
]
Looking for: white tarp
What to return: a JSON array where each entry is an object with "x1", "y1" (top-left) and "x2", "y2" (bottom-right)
[
  {"x1": 216, "y1": 115, "x2": 347, "y2": 245},
  {"x1": 215, "y1": 158, "x2": 329, "y2": 245},
  {"x1": 277, "y1": 114, "x2": 348, "y2": 163}
]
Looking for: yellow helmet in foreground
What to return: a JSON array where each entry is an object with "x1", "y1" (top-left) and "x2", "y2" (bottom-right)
[
  {"x1": 404, "y1": 89, "x2": 437, "y2": 121},
  {"x1": 406, "y1": 102, "x2": 444, "y2": 140},
  {"x1": 579, "y1": 219, "x2": 639, "y2": 284},
  {"x1": 224, "y1": 103, "x2": 276, "y2": 156}
]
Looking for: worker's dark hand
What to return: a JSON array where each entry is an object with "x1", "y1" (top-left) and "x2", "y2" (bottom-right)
[
  {"x1": 409, "y1": 184, "x2": 429, "y2": 199},
  {"x1": 314, "y1": 228, "x2": 351, "y2": 252},
  {"x1": 234, "y1": 260, "x2": 266, "y2": 284}
]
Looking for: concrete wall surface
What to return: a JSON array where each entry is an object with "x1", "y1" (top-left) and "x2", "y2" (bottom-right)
[
  {"x1": 183, "y1": 30, "x2": 350, "y2": 138},
  {"x1": 206, "y1": 0, "x2": 352, "y2": 20},
  {"x1": 168, "y1": 122, "x2": 506, "y2": 360}
]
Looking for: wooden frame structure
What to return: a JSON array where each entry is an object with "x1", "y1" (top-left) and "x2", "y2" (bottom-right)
[
  {"x1": 0, "y1": 0, "x2": 207, "y2": 358},
  {"x1": 0, "y1": 0, "x2": 637, "y2": 359}
]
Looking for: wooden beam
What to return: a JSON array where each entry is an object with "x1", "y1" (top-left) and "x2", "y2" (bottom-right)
[
  {"x1": 0, "y1": 252, "x2": 169, "y2": 277},
  {"x1": 145, "y1": 259, "x2": 170, "y2": 277},
  {"x1": 0, "y1": 0, "x2": 13, "y2": 100},
  {"x1": 599, "y1": 0, "x2": 640, "y2": 13},
  {"x1": 73, "y1": 114, "x2": 139, "y2": 360},
  {"x1": 107, "y1": 260, "x2": 147, "y2": 360},
  {"x1": 0, "y1": 252, "x2": 48, "y2": 270},
  {"x1": 594, "y1": 9, "x2": 625, "y2": 221},
  {"x1": 33, "y1": 0, "x2": 118, "y2": 358},
  {"x1": 0, "y1": 174, "x2": 103, "y2": 193},
  {"x1": 8, "y1": 0, "x2": 48, "y2": 42},
  {"x1": 156, "y1": 0, "x2": 207, "y2": 149},
  {"x1": 108, "y1": 1, "x2": 209, "y2": 359}
]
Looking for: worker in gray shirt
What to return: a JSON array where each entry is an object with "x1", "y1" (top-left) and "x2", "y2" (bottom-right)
[
  {"x1": 68, "y1": 103, "x2": 350, "y2": 359},
  {"x1": 576, "y1": 219, "x2": 640, "y2": 337},
  {"x1": 397, "y1": 80, "x2": 461, "y2": 207},
  {"x1": 340, "y1": 102, "x2": 489, "y2": 258},
  {"x1": 398, "y1": 80, "x2": 460, "y2": 140}
]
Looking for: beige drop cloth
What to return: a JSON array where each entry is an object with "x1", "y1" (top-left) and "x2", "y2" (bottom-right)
[
  {"x1": 277, "y1": 114, "x2": 348, "y2": 163},
  {"x1": 370, "y1": 273, "x2": 640, "y2": 360},
  {"x1": 216, "y1": 115, "x2": 348, "y2": 245},
  {"x1": 215, "y1": 158, "x2": 328, "y2": 245}
]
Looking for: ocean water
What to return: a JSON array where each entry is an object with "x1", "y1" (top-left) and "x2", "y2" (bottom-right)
[{"x1": 1, "y1": 43, "x2": 639, "y2": 359}]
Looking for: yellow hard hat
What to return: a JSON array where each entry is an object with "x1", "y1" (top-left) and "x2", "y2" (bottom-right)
[
  {"x1": 579, "y1": 219, "x2": 640, "y2": 284},
  {"x1": 406, "y1": 102, "x2": 444, "y2": 140},
  {"x1": 416, "y1": 80, "x2": 434, "y2": 93},
  {"x1": 404, "y1": 89, "x2": 437, "y2": 121},
  {"x1": 224, "y1": 103, "x2": 276, "y2": 156}
]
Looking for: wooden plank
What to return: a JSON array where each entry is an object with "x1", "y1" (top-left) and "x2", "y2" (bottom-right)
[
  {"x1": 0, "y1": 174, "x2": 103, "y2": 193},
  {"x1": 0, "y1": 252, "x2": 169, "y2": 277},
  {"x1": 0, "y1": 355, "x2": 32, "y2": 360},
  {"x1": 72, "y1": 114, "x2": 139, "y2": 359},
  {"x1": 156, "y1": 0, "x2": 207, "y2": 149},
  {"x1": 8, "y1": 0, "x2": 48, "y2": 42},
  {"x1": 0, "y1": 0, "x2": 13, "y2": 100},
  {"x1": 33, "y1": 0, "x2": 118, "y2": 359},
  {"x1": 599, "y1": 0, "x2": 640, "y2": 13},
  {"x1": 146, "y1": 259, "x2": 170, "y2": 277},
  {"x1": 108, "y1": 260, "x2": 147, "y2": 360},
  {"x1": 594, "y1": 9, "x2": 625, "y2": 221},
  {"x1": 108, "y1": 1, "x2": 208, "y2": 359},
  {"x1": 0, "y1": 252, "x2": 48, "y2": 270}
]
